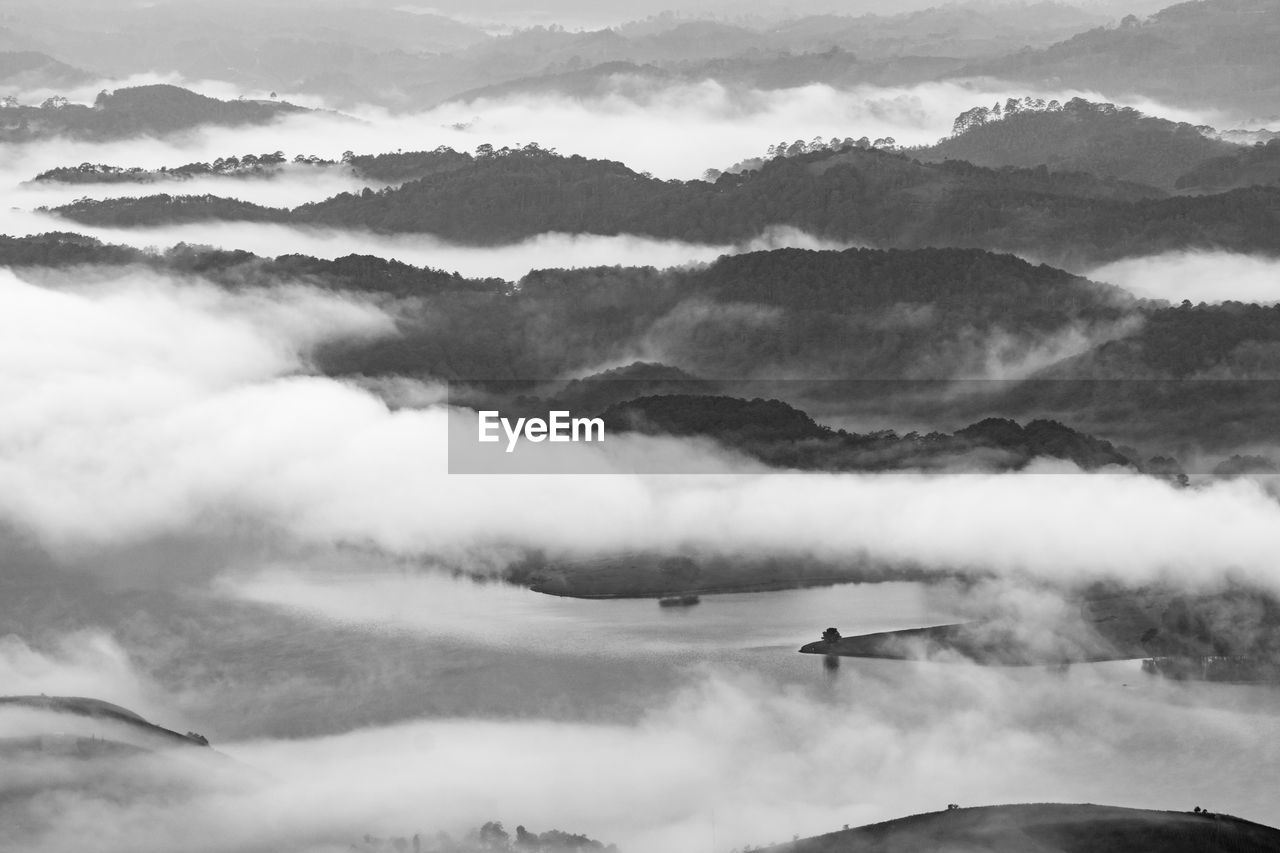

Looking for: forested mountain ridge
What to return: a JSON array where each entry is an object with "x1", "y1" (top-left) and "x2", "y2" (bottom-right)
[
  {"x1": 598, "y1": 395, "x2": 1143, "y2": 474},
  {"x1": 1175, "y1": 139, "x2": 1280, "y2": 191},
  {"x1": 918, "y1": 98, "x2": 1237, "y2": 191},
  {"x1": 0, "y1": 232, "x2": 505, "y2": 296},
  {"x1": 1, "y1": 234, "x2": 1132, "y2": 382},
  {"x1": 319, "y1": 245, "x2": 1140, "y2": 382},
  {"x1": 46, "y1": 144, "x2": 1280, "y2": 269},
  {"x1": 28, "y1": 147, "x2": 475, "y2": 191},
  {"x1": 10, "y1": 232, "x2": 1280, "y2": 386},
  {"x1": 1037, "y1": 301, "x2": 1280, "y2": 380}
]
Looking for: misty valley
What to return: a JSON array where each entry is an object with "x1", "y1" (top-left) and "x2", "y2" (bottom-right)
[{"x1": 4, "y1": 1, "x2": 1280, "y2": 852}]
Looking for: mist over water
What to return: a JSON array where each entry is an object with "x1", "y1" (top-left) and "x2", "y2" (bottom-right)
[{"x1": 5, "y1": 577, "x2": 1280, "y2": 853}]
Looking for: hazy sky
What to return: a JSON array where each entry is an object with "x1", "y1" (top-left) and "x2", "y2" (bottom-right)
[{"x1": 6, "y1": 0, "x2": 1170, "y2": 30}]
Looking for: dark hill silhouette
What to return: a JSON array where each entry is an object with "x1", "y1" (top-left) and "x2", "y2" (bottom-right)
[
  {"x1": 315, "y1": 246, "x2": 1136, "y2": 381},
  {"x1": 764, "y1": 803, "x2": 1280, "y2": 853}
]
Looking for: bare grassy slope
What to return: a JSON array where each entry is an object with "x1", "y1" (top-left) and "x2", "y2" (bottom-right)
[{"x1": 767, "y1": 804, "x2": 1280, "y2": 853}]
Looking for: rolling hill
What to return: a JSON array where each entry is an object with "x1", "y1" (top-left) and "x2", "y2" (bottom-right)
[
  {"x1": 766, "y1": 803, "x2": 1280, "y2": 853},
  {"x1": 0, "y1": 695, "x2": 210, "y2": 749}
]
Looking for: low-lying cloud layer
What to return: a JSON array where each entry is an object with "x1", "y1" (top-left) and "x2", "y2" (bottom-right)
[
  {"x1": 4, "y1": 76, "x2": 1223, "y2": 182},
  {"x1": 2, "y1": 207, "x2": 851, "y2": 280},
  {"x1": 4, "y1": 633, "x2": 1279, "y2": 853},
  {"x1": 2, "y1": 266, "x2": 1280, "y2": 595},
  {"x1": 1091, "y1": 252, "x2": 1280, "y2": 305},
  {"x1": 2, "y1": 50, "x2": 1277, "y2": 853},
  {"x1": 0, "y1": 78, "x2": 1225, "y2": 279},
  {"x1": 0, "y1": 633, "x2": 156, "y2": 713}
]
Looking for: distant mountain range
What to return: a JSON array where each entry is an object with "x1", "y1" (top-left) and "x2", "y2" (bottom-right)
[
  {"x1": 4, "y1": 0, "x2": 1277, "y2": 120},
  {"x1": 0, "y1": 50, "x2": 94, "y2": 88},
  {"x1": 429, "y1": 0, "x2": 1280, "y2": 120},
  {"x1": 0, "y1": 2, "x2": 1109, "y2": 109},
  {"x1": 967, "y1": 0, "x2": 1280, "y2": 121}
]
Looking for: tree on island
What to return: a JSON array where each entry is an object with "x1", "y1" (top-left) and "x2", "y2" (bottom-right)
[{"x1": 822, "y1": 627, "x2": 842, "y2": 644}]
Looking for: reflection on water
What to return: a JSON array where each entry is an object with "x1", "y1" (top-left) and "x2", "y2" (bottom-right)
[
  {"x1": 209, "y1": 573, "x2": 963, "y2": 735},
  {"x1": 230, "y1": 571, "x2": 954, "y2": 656}
]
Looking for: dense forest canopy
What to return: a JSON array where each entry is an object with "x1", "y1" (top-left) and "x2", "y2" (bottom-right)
[{"x1": 44, "y1": 143, "x2": 1280, "y2": 269}]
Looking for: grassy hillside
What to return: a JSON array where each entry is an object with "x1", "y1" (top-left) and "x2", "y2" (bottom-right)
[
  {"x1": 0, "y1": 695, "x2": 209, "y2": 748},
  {"x1": 766, "y1": 803, "x2": 1280, "y2": 853}
]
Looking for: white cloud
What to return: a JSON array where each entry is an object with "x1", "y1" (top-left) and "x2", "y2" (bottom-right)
[
  {"x1": 5, "y1": 656, "x2": 1279, "y2": 853},
  {"x1": 3, "y1": 76, "x2": 1221, "y2": 183},
  {"x1": 1, "y1": 208, "x2": 852, "y2": 280},
  {"x1": 1091, "y1": 252, "x2": 1280, "y2": 305},
  {"x1": 2, "y1": 267, "x2": 1280, "y2": 594}
]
